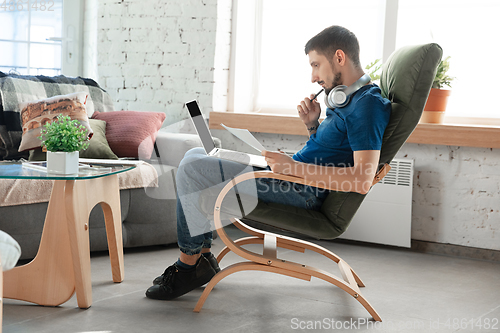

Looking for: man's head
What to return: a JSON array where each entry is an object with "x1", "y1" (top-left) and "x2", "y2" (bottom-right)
[{"x1": 305, "y1": 26, "x2": 362, "y2": 94}]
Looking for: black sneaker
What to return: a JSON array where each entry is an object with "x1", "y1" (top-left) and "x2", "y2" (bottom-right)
[
  {"x1": 152, "y1": 253, "x2": 221, "y2": 286},
  {"x1": 145, "y1": 255, "x2": 216, "y2": 300}
]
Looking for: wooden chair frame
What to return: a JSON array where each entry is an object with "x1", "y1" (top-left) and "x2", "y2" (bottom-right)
[{"x1": 194, "y1": 168, "x2": 390, "y2": 322}]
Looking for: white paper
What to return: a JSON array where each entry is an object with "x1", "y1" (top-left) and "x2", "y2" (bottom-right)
[
  {"x1": 221, "y1": 123, "x2": 266, "y2": 152},
  {"x1": 79, "y1": 158, "x2": 144, "y2": 166}
]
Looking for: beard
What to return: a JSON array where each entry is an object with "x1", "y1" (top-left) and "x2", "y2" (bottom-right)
[{"x1": 325, "y1": 71, "x2": 342, "y2": 95}]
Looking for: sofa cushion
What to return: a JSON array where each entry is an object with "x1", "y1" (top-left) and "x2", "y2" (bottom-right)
[
  {"x1": 0, "y1": 72, "x2": 114, "y2": 160},
  {"x1": 92, "y1": 110, "x2": 166, "y2": 159},
  {"x1": 80, "y1": 119, "x2": 118, "y2": 159},
  {"x1": 29, "y1": 119, "x2": 119, "y2": 161},
  {"x1": 18, "y1": 92, "x2": 93, "y2": 152}
]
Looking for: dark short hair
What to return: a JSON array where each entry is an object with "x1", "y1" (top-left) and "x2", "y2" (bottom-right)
[{"x1": 305, "y1": 25, "x2": 361, "y2": 68}]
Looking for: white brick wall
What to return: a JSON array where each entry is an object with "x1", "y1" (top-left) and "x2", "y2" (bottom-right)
[
  {"x1": 97, "y1": 0, "x2": 230, "y2": 128},
  {"x1": 397, "y1": 144, "x2": 500, "y2": 251}
]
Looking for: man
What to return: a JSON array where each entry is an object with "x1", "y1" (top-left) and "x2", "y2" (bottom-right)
[{"x1": 145, "y1": 25, "x2": 391, "y2": 301}]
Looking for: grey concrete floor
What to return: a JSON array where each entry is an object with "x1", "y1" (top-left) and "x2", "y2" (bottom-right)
[{"x1": 3, "y1": 225, "x2": 500, "y2": 333}]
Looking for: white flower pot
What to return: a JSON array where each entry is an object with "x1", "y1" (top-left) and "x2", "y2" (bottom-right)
[{"x1": 47, "y1": 151, "x2": 79, "y2": 174}]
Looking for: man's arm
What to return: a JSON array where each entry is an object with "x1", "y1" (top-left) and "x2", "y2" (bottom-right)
[{"x1": 262, "y1": 150, "x2": 380, "y2": 195}]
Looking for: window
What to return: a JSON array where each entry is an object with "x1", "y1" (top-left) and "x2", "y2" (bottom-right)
[
  {"x1": 229, "y1": 0, "x2": 386, "y2": 114},
  {"x1": 396, "y1": 0, "x2": 500, "y2": 118},
  {"x1": 229, "y1": 0, "x2": 500, "y2": 119},
  {"x1": 0, "y1": 0, "x2": 83, "y2": 76}
]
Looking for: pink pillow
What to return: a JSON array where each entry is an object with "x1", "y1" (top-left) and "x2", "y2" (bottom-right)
[{"x1": 92, "y1": 111, "x2": 166, "y2": 159}]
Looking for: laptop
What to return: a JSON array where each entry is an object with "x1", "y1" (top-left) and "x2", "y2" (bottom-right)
[{"x1": 185, "y1": 100, "x2": 268, "y2": 168}]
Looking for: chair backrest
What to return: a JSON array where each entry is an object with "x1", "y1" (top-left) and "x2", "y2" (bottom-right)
[
  {"x1": 244, "y1": 44, "x2": 442, "y2": 240},
  {"x1": 319, "y1": 43, "x2": 442, "y2": 237},
  {"x1": 379, "y1": 43, "x2": 443, "y2": 164}
]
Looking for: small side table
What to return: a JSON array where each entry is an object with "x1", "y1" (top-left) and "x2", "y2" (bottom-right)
[{"x1": 0, "y1": 162, "x2": 134, "y2": 309}]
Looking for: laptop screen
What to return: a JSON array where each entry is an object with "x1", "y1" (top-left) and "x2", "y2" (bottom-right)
[{"x1": 185, "y1": 100, "x2": 216, "y2": 154}]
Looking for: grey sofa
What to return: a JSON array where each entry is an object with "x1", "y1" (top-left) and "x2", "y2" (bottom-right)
[
  {"x1": 1, "y1": 130, "x2": 214, "y2": 260},
  {"x1": 0, "y1": 72, "x2": 217, "y2": 260}
]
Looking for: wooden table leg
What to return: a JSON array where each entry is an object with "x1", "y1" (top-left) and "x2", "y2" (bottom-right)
[
  {"x1": 65, "y1": 179, "x2": 93, "y2": 309},
  {"x1": 100, "y1": 176, "x2": 124, "y2": 283},
  {"x1": 3, "y1": 181, "x2": 76, "y2": 306},
  {"x1": 65, "y1": 175, "x2": 124, "y2": 309},
  {"x1": 4, "y1": 175, "x2": 124, "y2": 309}
]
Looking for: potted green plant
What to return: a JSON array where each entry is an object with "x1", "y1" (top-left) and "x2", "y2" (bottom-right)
[
  {"x1": 365, "y1": 59, "x2": 382, "y2": 82},
  {"x1": 421, "y1": 56, "x2": 454, "y2": 123},
  {"x1": 39, "y1": 114, "x2": 90, "y2": 174}
]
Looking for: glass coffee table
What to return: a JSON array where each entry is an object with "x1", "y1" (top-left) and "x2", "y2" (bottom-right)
[{"x1": 0, "y1": 161, "x2": 134, "y2": 309}]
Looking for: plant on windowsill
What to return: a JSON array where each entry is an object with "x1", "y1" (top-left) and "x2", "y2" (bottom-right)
[
  {"x1": 39, "y1": 114, "x2": 90, "y2": 174},
  {"x1": 365, "y1": 59, "x2": 382, "y2": 83},
  {"x1": 421, "y1": 56, "x2": 454, "y2": 124}
]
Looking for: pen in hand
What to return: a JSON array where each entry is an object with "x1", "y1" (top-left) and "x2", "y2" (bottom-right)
[
  {"x1": 311, "y1": 88, "x2": 324, "y2": 101},
  {"x1": 299, "y1": 88, "x2": 324, "y2": 119}
]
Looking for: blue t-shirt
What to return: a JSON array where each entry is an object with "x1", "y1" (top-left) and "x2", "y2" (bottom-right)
[{"x1": 293, "y1": 84, "x2": 391, "y2": 167}]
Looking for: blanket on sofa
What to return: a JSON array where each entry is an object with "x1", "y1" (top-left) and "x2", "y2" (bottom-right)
[
  {"x1": 0, "y1": 72, "x2": 114, "y2": 160},
  {"x1": 0, "y1": 161, "x2": 158, "y2": 207}
]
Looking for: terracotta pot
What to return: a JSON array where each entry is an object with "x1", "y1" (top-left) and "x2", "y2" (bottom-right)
[
  {"x1": 424, "y1": 88, "x2": 451, "y2": 111},
  {"x1": 420, "y1": 88, "x2": 452, "y2": 124}
]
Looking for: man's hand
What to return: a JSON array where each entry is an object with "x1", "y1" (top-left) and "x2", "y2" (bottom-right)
[
  {"x1": 262, "y1": 150, "x2": 297, "y2": 175},
  {"x1": 297, "y1": 94, "x2": 321, "y2": 135}
]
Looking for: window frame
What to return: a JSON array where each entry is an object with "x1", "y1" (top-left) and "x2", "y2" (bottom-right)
[
  {"x1": 61, "y1": 0, "x2": 84, "y2": 77},
  {"x1": 227, "y1": 0, "x2": 397, "y2": 114},
  {"x1": 0, "y1": 0, "x2": 83, "y2": 76},
  {"x1": 225, "y1": 0, "x2": 498, "y2": 124}
]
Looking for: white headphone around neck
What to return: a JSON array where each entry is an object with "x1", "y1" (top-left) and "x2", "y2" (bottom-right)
[{"x1": 324, "y1": 73, "x2": 371, "y2": 109}]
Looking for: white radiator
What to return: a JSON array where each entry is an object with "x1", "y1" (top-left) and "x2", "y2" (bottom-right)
[{"x1": 339, "y1": 158, "x2": 414, "y2": 248}]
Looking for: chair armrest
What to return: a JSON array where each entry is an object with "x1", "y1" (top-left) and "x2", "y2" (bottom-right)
[
  {"x1": 249, "y1": 171, "x2": 347, "y2": 191},
  {"x1": 153, "y1": 132, "x2": 221, "y2": 167},
  {"x1": 372, "y1": 163, "x2": 391, "y2": 186},
  {"x1": 245, "y1": 163, "x2": 391, "y2": 192},
  {"x1": 251, "y1": 170, "x2": 329, "y2": 188}
]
